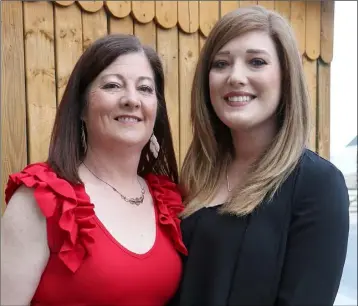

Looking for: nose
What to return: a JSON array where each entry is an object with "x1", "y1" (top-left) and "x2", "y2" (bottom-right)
[
  {"x1": 119, "y1": 88, "x2": 140, "y2": 109},
  {"x1": 227, "y1": 63, "x2": 248, "y2": 86}
]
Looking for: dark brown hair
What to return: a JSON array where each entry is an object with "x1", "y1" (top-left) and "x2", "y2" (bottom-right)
[{"x1": 48, "y1": 34, "x2": 178, "y2": 183}]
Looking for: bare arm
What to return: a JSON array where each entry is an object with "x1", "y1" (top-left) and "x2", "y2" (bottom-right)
[{"x1": 1, "y1": 185, "x2": 50, "y2": 306}]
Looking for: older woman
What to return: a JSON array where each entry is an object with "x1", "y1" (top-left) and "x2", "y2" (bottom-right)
[
  {"x1": 1, "y1": 34, "x2": 187, "y2": 305},
  {"x1": 175, "y1": 6, "x2": 349, "y2": 306}
]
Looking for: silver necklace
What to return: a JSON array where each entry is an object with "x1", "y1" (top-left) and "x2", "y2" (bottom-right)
[
  {"x1": 82, "y1": 162, "x2": 145, "y2": 206},
  {"x1": 226, "y1": 163, "x2": 233, "y2": 192},
  {"x1": 226, "y1": 167, "x2": 232, "y2": 192}
]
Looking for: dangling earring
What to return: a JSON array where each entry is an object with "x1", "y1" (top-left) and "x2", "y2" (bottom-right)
[
  {"x1": 81, "y1": 121, "x2": 87, "y2": 153},
  {"x1": 149, "y1": 134, "x2": 160, "y2": 158}
]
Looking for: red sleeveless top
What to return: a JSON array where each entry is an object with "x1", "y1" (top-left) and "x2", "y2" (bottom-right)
[{"x1": 5, "y1": 163, "x2": 187, "y2": 306}]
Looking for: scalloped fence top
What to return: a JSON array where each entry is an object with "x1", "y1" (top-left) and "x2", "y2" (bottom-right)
[{"x1": 54, "y1": 1, "x2": 334, "y2": 63}]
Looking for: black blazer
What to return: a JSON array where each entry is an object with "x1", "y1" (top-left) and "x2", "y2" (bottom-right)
[{"x1": 172, "y1": 150, "x2": 350, "y2": 306}]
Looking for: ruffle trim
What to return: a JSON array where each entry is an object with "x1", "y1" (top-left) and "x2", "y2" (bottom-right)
[
  {"x1": 145, "y1": 174, "x2": 188, "y2": 256},
  {"x1": 5, "y1": 163, "x2": 96, "y2": 273},
  {"x1": 4, "y1": 164, "x2": 187, "y2": 274}
]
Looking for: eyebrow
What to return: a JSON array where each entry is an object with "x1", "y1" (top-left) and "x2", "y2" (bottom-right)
[
  {"x1": 215, "y1": 49, "x2": 271, "y2": 56},
  {"x1": 100, "y1": 74, "x2": 154, "y2": 83}
]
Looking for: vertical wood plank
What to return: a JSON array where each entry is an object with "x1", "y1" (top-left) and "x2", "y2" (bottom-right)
[
  {"x1": 155, "y1": 1, "x2": 178, "y2": 29},
  {"x1": 257, "y1": 1, "x2": 274, "y2": 10},
  {"x1": 220, "y1": 1, "x2": 239, "y2": 17},
  {"x1": 303, "y1": 56, "x2": 317, "y2": 152},
  {"x1": 199, "y1": 1, "x2": 219, "y2": 37},
  {"x1": 109, "y1": 16, "x2": 134, "y2": 35},
  {"x1": 305, "y1": 1, "x2": 321, "y2": 60},
  {"x1": 290, "y1": 1, "x2": 306, "y2": 55},
  {"x1": 317, "y1": 60, "x2": 330, "y2": 159},
  {"x1": 24, "y1": 2, "x2": 57, "y2": 164},
  {"x1": 1, "y1": 1, "x2": 27, "y2": 212},
  {"x1": 134, "y1": 21, "x2": 156, "y2": 50},
  {"x1": 55, "y1": 4, "x2": 83, "y2": 102},
  {"x1": 239, "y1": 1, "x2": 258, "y2": 8},
  {"x1": 179, "y1": 32, "x2": 199, "y2": 166},
  {"x1": 82, "y1": 8, "x2": 108, "y2": 51},
  {"x1": 274, "y1": 1, "x2": 290, "y2": 21},
  {"x1": 320, "y1": 1, "x2": 334, "y2": 64},
  {"x1": 157, "y1": 27, "x2": 180, "y2": 164},
  {"x1": 178, "y1": 1, "x2": 199, "y2": 34}
]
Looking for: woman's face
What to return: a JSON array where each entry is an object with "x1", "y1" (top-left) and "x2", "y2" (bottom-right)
[
  {"x1": 209, "y1": 30, "x2": 282, "y2": 132},
  {"x1": 84, "y1": 51, "x2": 158, "y2": 150}
]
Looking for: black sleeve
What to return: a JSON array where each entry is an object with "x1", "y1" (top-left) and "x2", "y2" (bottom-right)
[{"x1": 276, "y1": 160, "x2": 350, "y2": 306}]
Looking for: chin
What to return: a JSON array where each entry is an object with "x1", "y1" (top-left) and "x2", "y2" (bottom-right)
[
  {"x1": 112, "y1": 133, "x2": 147, "y2": 147},
  {"x1": 219, "y1": 114, "x2": 254, "y2": 130}
]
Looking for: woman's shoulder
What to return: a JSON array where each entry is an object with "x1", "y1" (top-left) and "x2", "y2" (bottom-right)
[
  {"x1": 292, "y1": 149, "x2": 349, "y2": 212},
  {"x1": 4, "y1": 162, "x2": 96, "y2": 273},
  {"x1": 296, "y1": 149, "x2": 346, "y2": 185},
  {"x1": 5, "y1": 162, "x2": 75, "y2": 203},
  {"x1": 145, "y1": 173, "x2": 188, "y2": 256}
]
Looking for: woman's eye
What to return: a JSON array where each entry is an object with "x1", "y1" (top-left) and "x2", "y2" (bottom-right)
[
  {"x1": 250, "y1": 58, "x2": 267, "y2": 67},
  {"x1": 102, "y1": 83, "x2": 121, "y2": 89},
  {"x1": 211, "y1": 60, "x2": 229, "y2": 69},
  {"x1": 139, "y1": 85, "x2": 154, "y2": 94}
]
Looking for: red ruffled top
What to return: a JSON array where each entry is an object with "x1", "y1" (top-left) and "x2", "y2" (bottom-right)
[{"x1": 5, "y1": 162, "x2": 187, "y2": 273}]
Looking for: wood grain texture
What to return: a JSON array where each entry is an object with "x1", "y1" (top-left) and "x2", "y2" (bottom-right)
[
  {"x1": 109, "y1": 15, "x2": 134, "y2": 35},
  {"x1": 132, "y1": 1, "x2": 155, "y2": 24},
  {"x1": 24, "y1": 1, "x2": 57, "y2": 164},
  {"x1": 317, "y1": 60, "x2": 330, "y2": 159},
  {"x1": 320, "y1": 1, "x2": 334, "y2": 63},
  {"x1": 305, "y1": 1, "x2": 321, "y2": 60},
  {"x1": 55, "y1": 4, "x2": 83, "y2": 102},
  {"x1": 274, "y1": 1, "x2": 290, "y2": 22},
  {"x1": 1, "y1": 1, "x2": 27, "y2": 212},
  {"x1": 179, "y1": 32, "x2": 199, "y2": 166},
  {"x1": 303, "y1": 56, "x2": 317, "y2": 152},
  {"x1": 290, "y1": 1, "x2": 306, "y2": 55},
  {"x1": 178, "y1": 1, "x2": 199, "y2": 34},
  {"x1": 82, "y1": 8, "x2": 107, "y2": 50},
  {"x1": 78, "y1": 1, "x2": 103, "y2": 13},
  {"x1": 105, "y1": 1, "x2": 131, "y2": 18},
  {"x1": 134, "y1": 21, "x2": 156, "y2": 50},
  {"x1": 157, "y1": 27, "x2": 180, "y2": 164},
  {"x1": 221, "y1": 1, "x2": 239, "y2": 17},
  {"x1": 155, "y1": 1, "x2": 177, "y2": 29},
  {"x1": 199, "y1": 1, "x2": 219, "y2": 37},
  {"x1": 55, "y1": 1, "x2": 75, "y2": 7}
]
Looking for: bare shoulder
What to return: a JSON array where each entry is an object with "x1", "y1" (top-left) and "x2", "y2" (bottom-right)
[
  {"x1": 1, "y1": 185, "x2": 50, "y2": 305},
  {"x1": 2, "y1": 185, "x2": 47, "y2": 241}
]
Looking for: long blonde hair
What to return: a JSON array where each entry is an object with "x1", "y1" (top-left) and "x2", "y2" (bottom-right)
[{"x1": 180, "y1": 6, "x2": 310, "y2": 217}]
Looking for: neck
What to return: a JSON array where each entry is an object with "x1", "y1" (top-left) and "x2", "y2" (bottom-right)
[
  {"x1": 81, "y1": 143, "x2": 142, "y2": 186},
  {"x1": 231, "y1": 122, "x2": 277, "y2": 167}
]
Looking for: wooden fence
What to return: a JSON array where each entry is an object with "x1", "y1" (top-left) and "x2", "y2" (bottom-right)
[{"x1": 1, "y1": 1, "x2": 334, "y2": 210}]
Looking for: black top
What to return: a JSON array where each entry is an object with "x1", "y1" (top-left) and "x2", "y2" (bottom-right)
[{"x1": 172, "y1": 149, "x2": 350, "y2": 306}]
